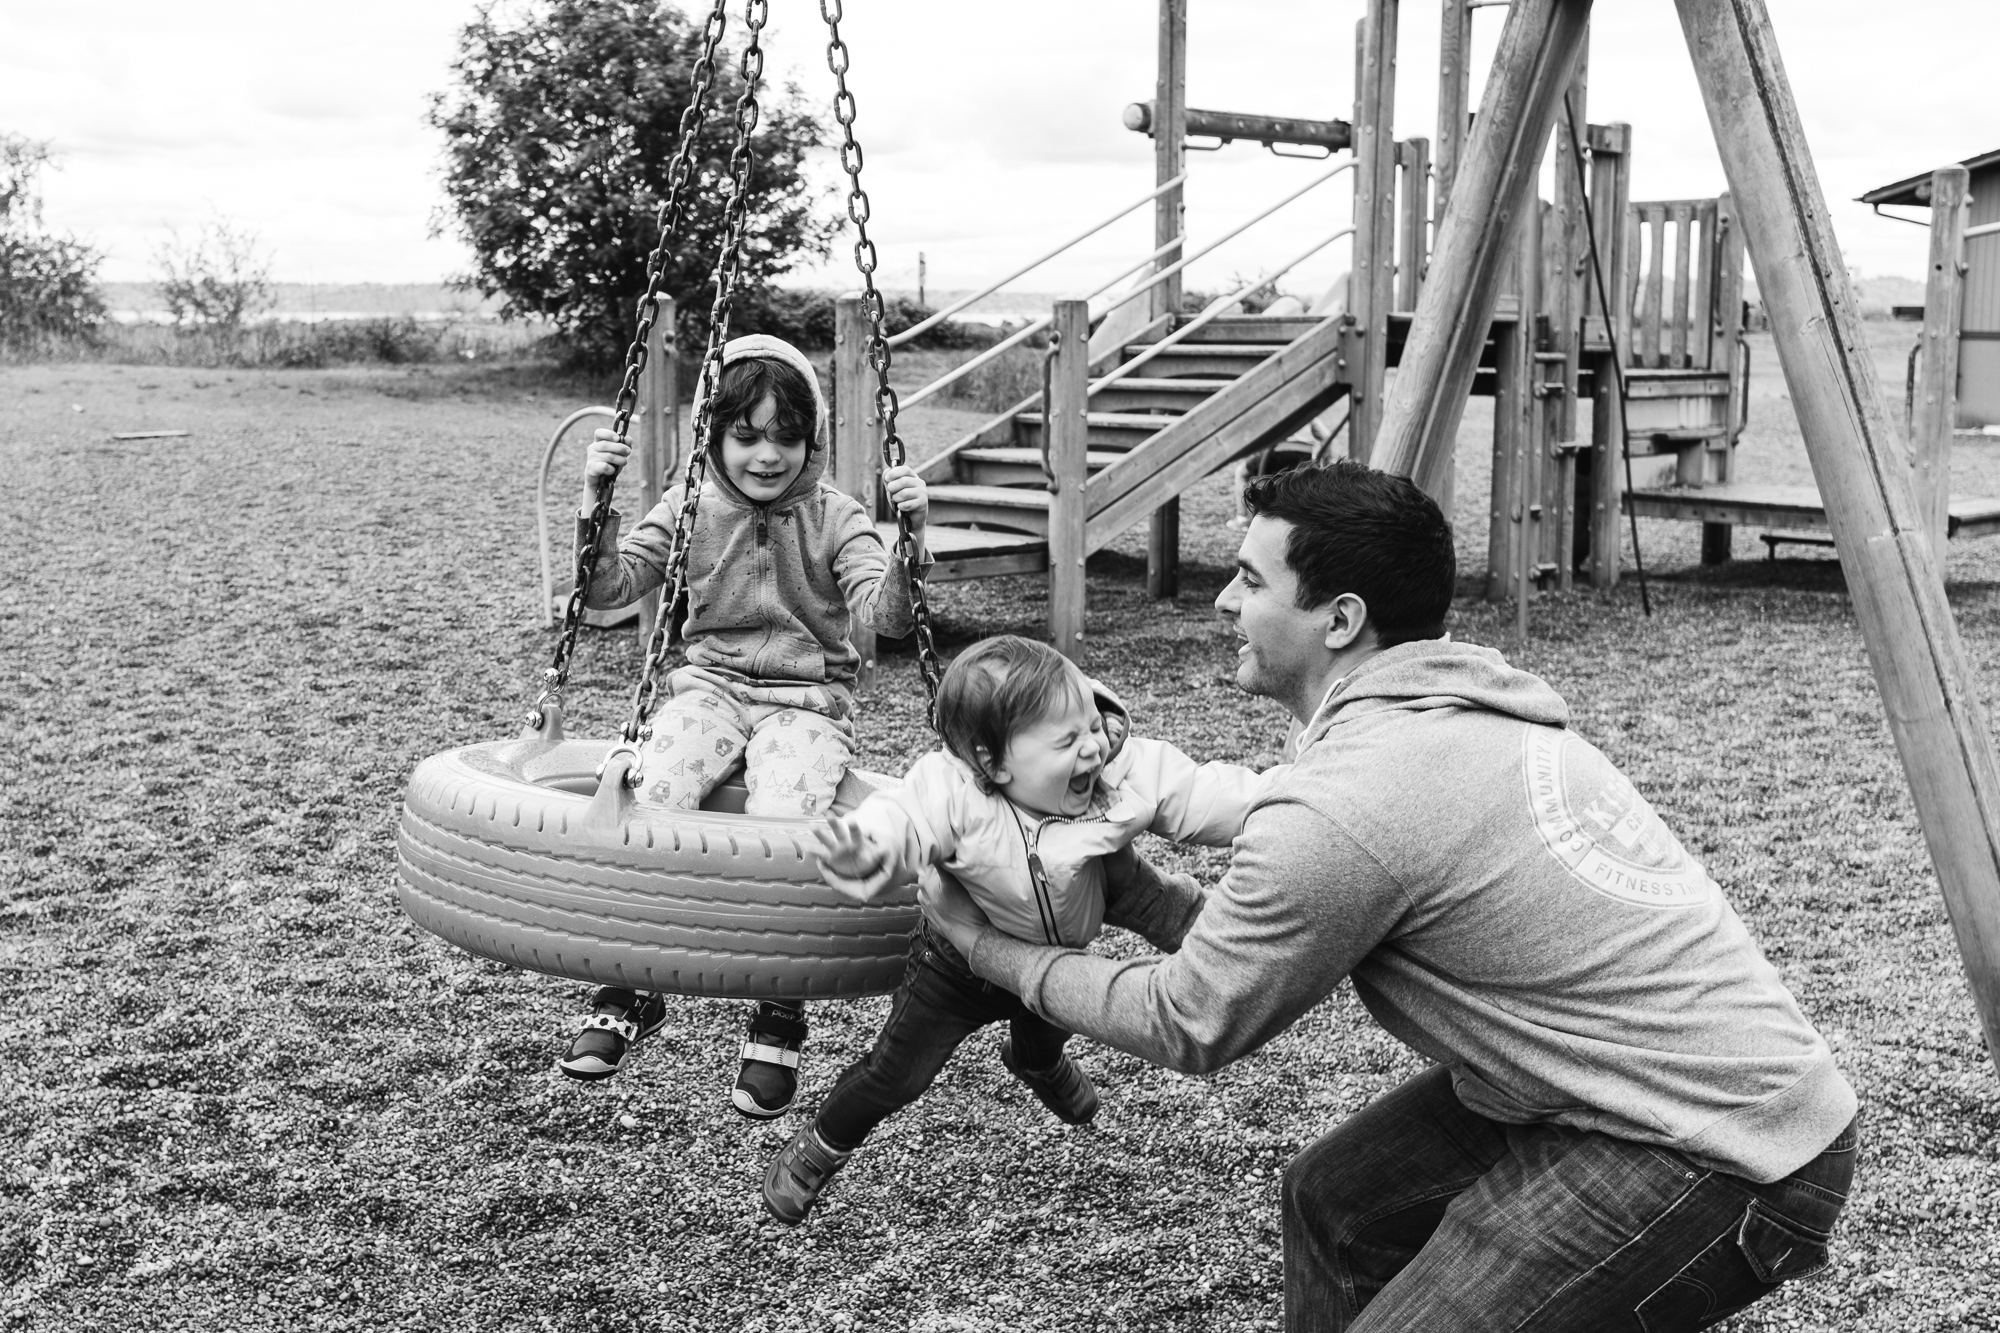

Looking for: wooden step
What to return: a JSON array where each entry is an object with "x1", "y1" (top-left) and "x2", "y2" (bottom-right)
[
  {"x1": 1116, "y1": 343, "x2": 1274, "y2": 379},
  {"x1": 878, "y1": 521, "x2": 1046, "y2": 582},
  {"x1": 1013, "y1": 411, "x2": 1179, "y2": 449},
  {"x1": 1086, "y1": 376, "x2": 1235, "y2": 415},
  {"x1": 957, "y1": 447, "x2": 1124, "y2": 488},
  {"x1": 926, "y1": 484, "x2": 1054, "y2": 537},
  {"x1": 1156, "y1": 315, "x2": 1324, "y2": 344}
]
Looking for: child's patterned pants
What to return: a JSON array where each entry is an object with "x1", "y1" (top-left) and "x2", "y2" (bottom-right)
[{"x1": 639, "y1": 667, "x2": 857, "y2": 817}]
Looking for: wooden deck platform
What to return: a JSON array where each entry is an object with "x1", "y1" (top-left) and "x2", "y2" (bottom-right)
[
  {"x1": 1624, "y1": 483, "x2": 2000, "y2": 542},
  {"x1": 878, "y1": 521, "x2": 1047, "y2": 583}
]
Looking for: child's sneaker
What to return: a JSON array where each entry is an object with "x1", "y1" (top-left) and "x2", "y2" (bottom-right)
[
  {"x1": 557, "y1": 987, "x2": 669, "y2": 1082},
  {"x1": 1000, "y1": 1036, "x2": 1100, "y2": 1125},
  {"x1": 761, "y1": 1123, "x2": 851, "y2": 1225},
  {"x1": 732, "y1": 1001, "x2": 808, "y2": 1119}
]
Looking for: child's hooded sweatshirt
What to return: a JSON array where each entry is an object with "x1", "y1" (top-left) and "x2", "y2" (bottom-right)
[
  {"x1": 581, "y1": 334, "x2": 918, "y2": 688},
  {"x1": 969, "y1": 639, "x2": 1857, "y2": 1184},
  {"x1": 829, "y1": 683, "x2": 1288, "y2": 947}
]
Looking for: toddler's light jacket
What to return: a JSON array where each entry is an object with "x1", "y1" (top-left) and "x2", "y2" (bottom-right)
[{"x1": 831, "y1": 687, "x2": 1287, "y2": 947}]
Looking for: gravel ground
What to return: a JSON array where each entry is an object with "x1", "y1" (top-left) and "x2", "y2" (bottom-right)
[{"x1": 2, "y1": 331, "x2": 1997, "y2": 1330}]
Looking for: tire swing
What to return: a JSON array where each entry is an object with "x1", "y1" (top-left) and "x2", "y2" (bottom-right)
[{"x1": 395, "y1": 0, "x2": 946, "y2": 1001}]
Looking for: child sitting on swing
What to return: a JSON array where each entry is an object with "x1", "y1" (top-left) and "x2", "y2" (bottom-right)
[
  {"x1": 760, "y1": 634, "x2": 1286, "y2": 1223},
  {"x1": 560, "y1": 333, "x2": 929, "y2": 1119}
]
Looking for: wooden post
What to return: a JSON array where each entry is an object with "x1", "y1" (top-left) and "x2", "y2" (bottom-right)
[
  {"x1": 1048, "y1": 301, "x2": 1092, "y2": 660},
  {"x1": 1369, "y1": 0, "x2": 1593, "y2": 498},
  {"x1": 1487, "y1": 318, "x2": 1523, "y2": 602},
  {"x1": 1704, "y1": 191, "x2": 1747, "y2": 566},
  {"x1": 1587, "y1": 121, "x2": 1632, "y2": 590},
  {"x1": 1435, "y1": 0, "x2": 1474, "y2": 219},
  {"x1": 1397, "y1": 137, "x2": 1432, "y2": 312},
  {"x1": 1676, "y1": 0, "x2": 2000, "y2": 1074},
  {"x1": 1147, "y1": 0, "x2": 1188, "y2": 599},
  {"x1": 1544, "y1": 49, "x2": 1586, "y2": 587},
  {"x1": 834, "y1": 295, "x2": 882, "y2": 689},
  {"x1": 635, "y1": 300, "x2": 677, "y2": 650},
  {"x1": 1917, "y1": 165, "x2": 1970, "y2": 563},
  {"x1": 1348, "y1": 0, "x2": 1400, "y2": 460}
]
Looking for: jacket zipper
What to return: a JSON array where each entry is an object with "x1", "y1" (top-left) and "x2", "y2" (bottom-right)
[{"x1": 1013, "y1": 812, "x2": 1063, "y2": 947}]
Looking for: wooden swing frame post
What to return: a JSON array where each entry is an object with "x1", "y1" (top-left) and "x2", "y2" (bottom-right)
[
  {"x1": 1377, "y1": 0, "x2": 2000, "y2": 1071},
  {"x1": 1677, "y1": 0, "x2": 2000, "y2": 1068}
]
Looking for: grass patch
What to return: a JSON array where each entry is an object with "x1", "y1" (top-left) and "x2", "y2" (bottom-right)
[{"x1": 3, "y1": 331, "x2": 1998, "y2": 1331}]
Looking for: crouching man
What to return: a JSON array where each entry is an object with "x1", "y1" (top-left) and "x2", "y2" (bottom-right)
[{"x1": 921, "y1": 461, "x2": 1858, "y2": 1332}]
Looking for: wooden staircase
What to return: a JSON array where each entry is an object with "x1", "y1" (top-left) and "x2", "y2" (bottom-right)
[{"x1": 892, "y1": 312, "x2": 1347, "y2": 639}]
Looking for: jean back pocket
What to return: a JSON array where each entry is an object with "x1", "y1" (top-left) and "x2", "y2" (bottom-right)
[{"x1": 1738, "y1": 1199, "x2": 1831, "y2": 1284}]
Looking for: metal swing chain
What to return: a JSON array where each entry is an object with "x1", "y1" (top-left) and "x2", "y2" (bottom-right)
[
  {"x1": 822, "y1": 0, "x2": 946, "y2": 721},
  {"x1": 532, "y1": 0, "x2": 733, "y2": 730},
  {"x1": 619, "y1": 0, "x2": 770, "y2": 749}
]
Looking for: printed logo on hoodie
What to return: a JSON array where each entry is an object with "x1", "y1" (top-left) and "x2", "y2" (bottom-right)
[{"x1": 1522, "y1": 727, "x2": 1714, "y2": 910}]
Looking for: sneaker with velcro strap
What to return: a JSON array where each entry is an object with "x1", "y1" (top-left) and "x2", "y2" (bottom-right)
[
  {"x1": 732, "y1": 1000, "x2": 808, "y2": 1119},
  {"x1": 1000, "y1": 1036, "x2": 1100, "y2": 1125},
  {"x1": 557, "y1": 987, "x2": 669, "y2": 1082}
]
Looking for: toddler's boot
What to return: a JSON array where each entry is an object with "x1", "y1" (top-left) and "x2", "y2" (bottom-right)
[
  {"x1": 1000, "y1": 1036, "x2": 1100, "y2": 1125},
  {"x1": 557, "y1": 987, "x2": 669, "y2": 1082},
  {"x1": 761, "y1": 1123, "x2": 851, "y2": 1225},
  {"x1": 733, "y1": 1000, "x2": 807, "y2": 1119}
]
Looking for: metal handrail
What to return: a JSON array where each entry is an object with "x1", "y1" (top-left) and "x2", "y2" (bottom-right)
[
  {"x1": 885, "y1": 171, "x2": 1188, "y2": 348},
  {"x1": 1088, "y1": 225, "x2": 1356, "y2": 396},
  {"x1": 536, "y1": 406, "x2": 618, "y2": 626},
  {"x1": 899, "y1": 232, "x2": 1186, "y2": 411},
  {"x1": 899, "y1": 157, "x2": 1355, "y2": 411}
]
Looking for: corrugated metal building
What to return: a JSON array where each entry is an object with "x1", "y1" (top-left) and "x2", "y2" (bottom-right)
[{"x1": 1863, "y1": 149, "x2": 2000, "y2": 426}]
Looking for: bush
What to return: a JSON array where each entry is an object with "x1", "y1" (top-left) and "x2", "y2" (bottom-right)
[
  {"x1": 0, "y1": 134, "x2": 108, "y2": 357},
  {"x1": 155, "y1": 221, "x2": 274, "y2": 333}
]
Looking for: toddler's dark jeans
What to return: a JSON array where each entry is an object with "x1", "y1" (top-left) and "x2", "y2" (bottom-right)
[
  {"x1": 814, "y1": 922, "x2": 1070, "y2": 1151},
  {"x1": 1283, "y1": 1064, "x2": 1859, "y2": 1332}
]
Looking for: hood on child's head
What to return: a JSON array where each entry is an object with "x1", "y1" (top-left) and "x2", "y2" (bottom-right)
[{"x1": 705, "y1": 334, "x2": 830, "y2": 508}]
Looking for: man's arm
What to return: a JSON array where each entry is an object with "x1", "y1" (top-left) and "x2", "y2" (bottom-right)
[{"x1": 967, "y1": 801, "x2": 1409, "y2": 1075}]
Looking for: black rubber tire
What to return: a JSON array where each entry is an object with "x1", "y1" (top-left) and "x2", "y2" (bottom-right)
[{"x1": 395, "y1": 735, "x2": 919, "y2": 1000}]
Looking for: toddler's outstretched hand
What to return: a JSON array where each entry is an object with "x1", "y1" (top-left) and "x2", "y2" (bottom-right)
[
  {"x1": 585, "y1": 428, "x2": 630, "y2": 486},
  {"x1": 814, "y1": 815, "x2": 889, "y2": 900},
  {"x1": 882, "y1": 464, "x2": 928, "y2": 532}
]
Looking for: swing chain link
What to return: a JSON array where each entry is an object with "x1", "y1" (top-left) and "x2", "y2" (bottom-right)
[
  {"x1": 619, "y1": 0, "x2": 770, "y2": 756},
  {"x1": 532, "y1": 0, "x2": 733, "y2": 730},
  {"x1": 822, "y1": 0, "x2": 946, "y2": 723}
]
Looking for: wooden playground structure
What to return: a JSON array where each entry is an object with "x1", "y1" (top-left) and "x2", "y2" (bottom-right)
[{"x1": 573, "y1": 0, "x2": 2000, "y2": 1078}]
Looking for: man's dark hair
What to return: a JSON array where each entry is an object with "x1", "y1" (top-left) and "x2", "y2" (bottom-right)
[
  {"x1": 706, "y1": 355, "x2": 821, "y2": 458},
  {"x1": 1242, "y1": 459, "x2": 1455, "y2": 647},
  {"x1": 934, "y1": 634, "x2": 1088, "y2": 792}
]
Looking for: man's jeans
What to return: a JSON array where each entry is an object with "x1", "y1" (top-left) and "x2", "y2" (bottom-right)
[
  {"x1": 1284, "y1": 1066, "x2": 1858, "y2": 1332},
  {"x1": 814, "y1": 922, "x2": 1070, "y2": 1151}
]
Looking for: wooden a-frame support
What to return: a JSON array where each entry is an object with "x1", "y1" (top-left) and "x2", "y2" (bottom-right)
[{"x1": 1372, "y1": 0, "x2": 2000, "y2": 1074}]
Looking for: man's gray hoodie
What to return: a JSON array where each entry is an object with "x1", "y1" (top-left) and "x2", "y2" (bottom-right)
[{"x1": 969, "y1": 639, "x2": 1857, "y2": 1183}]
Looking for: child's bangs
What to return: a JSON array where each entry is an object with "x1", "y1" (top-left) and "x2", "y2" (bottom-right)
[{"x1": 707, "y1": 357, "x2": 819, "y2": 452}]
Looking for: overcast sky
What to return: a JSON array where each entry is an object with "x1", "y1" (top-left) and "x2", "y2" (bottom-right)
[{"x1": 4, "y1": 0, "x2": 1995, "y2": 300}]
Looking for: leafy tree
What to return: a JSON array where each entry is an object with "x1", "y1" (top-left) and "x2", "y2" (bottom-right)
[
  {"x1": 429, "y1": 0, "x2": 841, "y2": 366},
  {"x1": 155, "y1": 219, "x2": 274, "y2": 333},
  {"x1": 0, "y1": 134, "x2": 108, "y2": 356}
]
